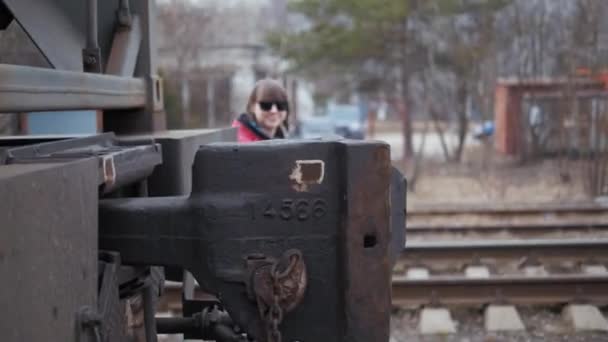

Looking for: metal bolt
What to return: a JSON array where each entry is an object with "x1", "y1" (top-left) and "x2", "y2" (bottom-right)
[
  {"x1": 79, "y1": 306, "x2": 101, "y2": 327},
  {"x1": 84, "y1": 55, "x2": 97, "y2": 65}
]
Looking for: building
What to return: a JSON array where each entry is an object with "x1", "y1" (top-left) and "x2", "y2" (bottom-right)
[{"x1": 156, "y1": 0, "x2": 313, "y2": 129}]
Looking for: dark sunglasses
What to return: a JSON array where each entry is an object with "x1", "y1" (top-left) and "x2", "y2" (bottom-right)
[{"x1": 259, "y1": 101, "x2": 288, "y2": 111}]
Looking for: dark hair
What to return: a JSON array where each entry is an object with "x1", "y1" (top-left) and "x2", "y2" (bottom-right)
[{"x1": 246, "y1": 78, "x2": 290, "y2": 129}]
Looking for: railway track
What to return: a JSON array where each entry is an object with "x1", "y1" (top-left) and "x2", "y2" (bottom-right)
[
  {"x1": 158, "y1": 239, "x2": 608, "y2": 311},
  {"x1": 407, "y1": 202, "x2": 608, "y2": 228},
  {"x1": 407, "y1": 222, "x2": 608, "y2": 240},
  {"x1": 396, "y1": 239, "x2": 608, "y2": 306},
  {"x1": 396, "y1": 204, "x2": 608, "y2": 338},
  {"x1": 407, "y1": 202, "x2": 608, "y2": 241},
  {"x1": 408, "y1": 202, "x2": 608, "y2": 216},
  {"x1": 159, "y1": 205, "x2": 608, "y2": 338},
  {"x1": 399, "y1": 239, "x2": 608, "y2": 269},
  {"x1": 392, "y1": 274, "x2": 608, "y2": 306}
]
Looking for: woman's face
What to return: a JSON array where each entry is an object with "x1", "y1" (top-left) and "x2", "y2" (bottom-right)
[{"x1": 253, "y1": 99, "x2": 288, "y2": 131}]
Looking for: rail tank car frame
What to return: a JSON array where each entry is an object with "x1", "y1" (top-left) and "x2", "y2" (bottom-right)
[{"x1": 0, "y1": 1, "x2": 406, "y2": 341}]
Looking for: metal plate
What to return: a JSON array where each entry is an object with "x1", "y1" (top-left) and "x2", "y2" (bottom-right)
[
  {"x1": 3, "y1": 133, "x2": 162, "y2": 193},
  {"x1": 2, "y1": 0, "x2": 87, "y2": 70},
  {"x1": 0, "y1": 159, "x2": 98, "y2": 342},
  {"x1": 119, "y1": 128, "x2": 236, "y2": 196},
  {"x1": 0, "y1": 64, "x2": 146, "y2": 113}
]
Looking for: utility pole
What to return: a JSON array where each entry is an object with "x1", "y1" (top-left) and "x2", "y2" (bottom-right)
[{"x1": 206, "y1": 76, "x2": 215, "y2": 128}]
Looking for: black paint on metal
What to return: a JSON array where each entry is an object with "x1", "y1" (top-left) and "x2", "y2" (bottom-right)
[
  {"x1": 83, "y1": 0, "x2": 102, "y2": 73},
  {"x1": 143, "y1": 285, "x2": 159, "y2": 342},
  {"x1": 156, "y1": 307, "x2": 238, "y2": 340},
  {"x1": 0, "y1": 1, "x2": 13, "y2": 30},
  {"x1": 100, "y1": 139, "x2": 396, "y2": 341},
  {"x1": 117, "y1": 0, "x2": 133, "y2": 27}
]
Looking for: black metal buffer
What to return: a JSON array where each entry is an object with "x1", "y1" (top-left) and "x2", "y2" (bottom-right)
[{"x1": 99, "y1": 140, "x2": 406, "y2": 342}]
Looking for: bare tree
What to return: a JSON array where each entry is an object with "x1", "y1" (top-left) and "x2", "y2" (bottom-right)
[{"x1": 157, "y1": 1, "x2": 214, "y2": 126}]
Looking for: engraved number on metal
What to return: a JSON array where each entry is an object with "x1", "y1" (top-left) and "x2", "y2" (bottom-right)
[{"x1": 260, "y1": 198, "x2": 327, "y2": 221}]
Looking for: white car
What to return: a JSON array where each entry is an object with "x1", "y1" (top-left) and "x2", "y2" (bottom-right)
[{"x1": 296, "y1": 116, "x2": 335, "y2": 139}]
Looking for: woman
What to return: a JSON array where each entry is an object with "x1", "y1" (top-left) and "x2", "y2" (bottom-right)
[{"x1": 232, "y1": 79, "x2": 289, "y2": 142}]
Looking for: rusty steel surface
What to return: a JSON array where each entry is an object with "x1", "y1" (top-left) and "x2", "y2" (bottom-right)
[
  {"x1": 251, "y1": 249, "x2": 307, "y2": 315},
  {"x1": 392, "y1": 274, "x2": 608, "y2": 306},
  {"x1": 99, "y1": 140, "x2": 397, "y2": 342}
]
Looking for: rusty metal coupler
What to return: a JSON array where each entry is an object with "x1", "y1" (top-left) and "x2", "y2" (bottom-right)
[
  {"x1": 247, "y1": 249, "x2": 307, "y2": 342},
  {"x1": 99, "y1": 140, "x2": 406, "y2": 341}
]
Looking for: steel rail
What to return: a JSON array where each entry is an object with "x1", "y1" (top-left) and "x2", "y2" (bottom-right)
[
  {"x1": 0, "y1": 64, "x2": 146, "y2": 112},
  {"x1": 401, "y1": 239, "x2": 608, "y2": 264},
  {"x1": 408, "y1": 202, "x2": 608, "y2": 216},
  {"x1": 392, "y1": 274, "x2": 608, "y2": 306},
  {"x1": 407, "y1": 222, "x2": 608, "y2": 232},
  {"x1": 406, "y1": 222, "x2": 608, "y2": 240}
]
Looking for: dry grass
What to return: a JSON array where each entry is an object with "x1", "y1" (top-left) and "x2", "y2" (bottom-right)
[{"x1": 397, "y1": 142, "x2": 590, "y2": 206}]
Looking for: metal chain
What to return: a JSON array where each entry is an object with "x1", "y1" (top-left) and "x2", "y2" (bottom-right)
[{"x1": 265, "y1": 264, "x2": 284, "y2": 342}]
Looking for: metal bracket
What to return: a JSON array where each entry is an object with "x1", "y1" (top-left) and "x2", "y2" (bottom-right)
[
  {"x1": 106, "y1": 15, "x2": 141, "y2": 76},
  {"x1": 4, "y1": 133, "x2": 162, "y2": 194},
  {"x1": 148, "y1": 74, "x2": 164, "y2": 111},
  {"x1": 117, "y1": 0, "x2": 133, "y2": 28},
  {"x1": 77, "y1": 306, "x2": 103, "y2": 342},
  {"x1": 83, "y1": 47, "x2": 102, "y2": 73},
  {"x1": 83, "y1": 0, "x2": 101, "y2": 73}
]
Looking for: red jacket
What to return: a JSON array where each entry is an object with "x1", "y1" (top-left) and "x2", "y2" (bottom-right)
[
  {"x1": 232, "y1": 113, "x2": 285, "y2": 142},
  {"x1": 232, "y1": 118, "x2": 264, "y2": 142}
]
